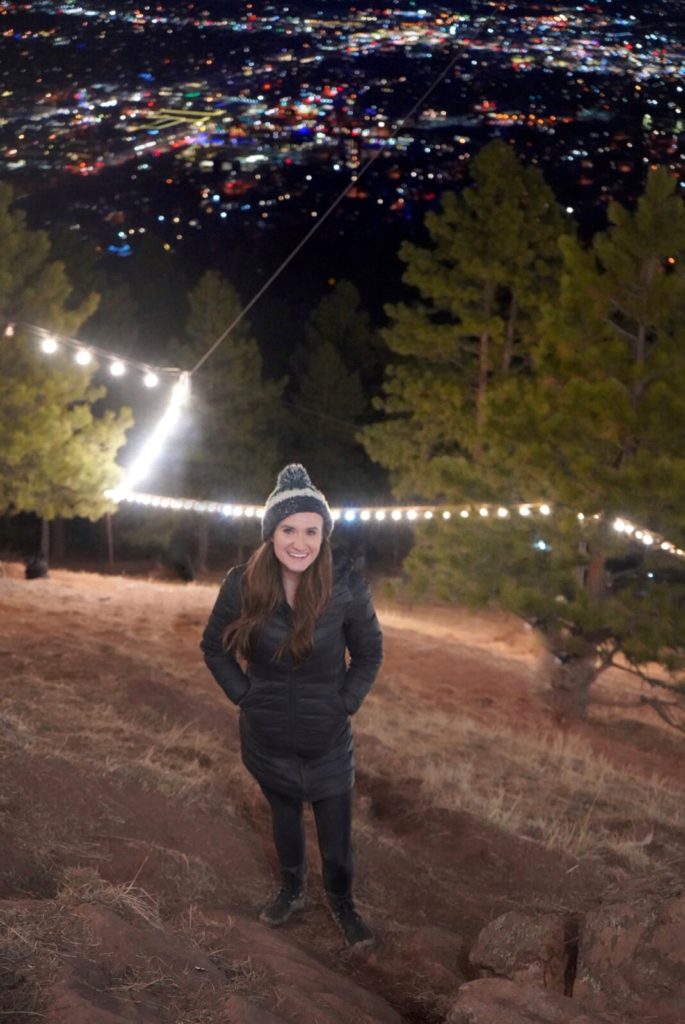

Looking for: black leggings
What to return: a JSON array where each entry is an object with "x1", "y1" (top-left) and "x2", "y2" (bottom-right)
[{"x1": 260, "y1": 785, "x2": 354, "y2": 897}]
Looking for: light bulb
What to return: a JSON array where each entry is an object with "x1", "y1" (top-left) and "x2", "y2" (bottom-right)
[
  {"x1": 144, "y1": 371, "x2": 159, "y2": 388},
  {"x1": 110, "y1": 360, "x2": 126, "y2": 377},
  {"x1": 75, "y1": 348, "x2": 92, "y2": 365},
  {"x1": 41, "y1": 336, "x2": 58, "y2": 354}
]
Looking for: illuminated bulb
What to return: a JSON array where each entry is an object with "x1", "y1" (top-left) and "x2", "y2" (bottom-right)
[
  {"x1": 144, "y1": 371, "x2": 159, "y2": 388},
  {"x1": 110, "y1": 360, "x2": 126, "y2": 376},
  {"x1": 344, "y1": 510, "x2": 356, "y2": 522},
  {"x1": 519, "y1": 506, "x2": 531, "y2": 517},
  {"x1": 479, "y1": 507, "x2": 489, "y2": 517},
  {"x1": 256, "y1": 508, "x2": 264, "y2": 518},
  {"x1": 222, "y1": 505, "x2": 233, "y2": 516},
  {"x1": 360, "y1": 510, "x2": 371, "y2": 521},
  {"x1": 332, "y1": 509, "x2": 341, "y2": 521},
  {"x1": 661, "y1": 542, "x2": 672, "y2": 551},
  {"x1": 539, "y1": 504, "x2": 551, "y2": 516},
  {"x1": 407, "y1": 510, "x2": 417, "y2": 521},
  {"x1": 391, "y1": 510, "x2": 402, "y2": 521},
  {"x1": 75, "y1": 348, "x2": 92, "y2": 366},
  {"x1": 244, "y1": 507, "x2": 255, "y2": 517},
  {"x1": 634, "y1": 530, "x2": 643, "y2": 540},
  {"x1": 497, "y1": 507, "x2": 509, "y2": 518},
  {"x1": 4, "y1": 323, "x2": 15, "y2": 337},
  {"x1": 375, "y1": 510, "x2": 386, "y2": 521},
  {"x1": 110, "y1": 374, "x2": 190, "y2": 500},
  {"x1": 442, "y1": 510, "x2": 451, "y2": 519},
  {"x1": 613, "y1": 518, "x2": 625, "y2": 532},
  {"x1": 460, "y1": 509, "x2": 470, "y2": 519},
  {"x1": 642, "y1": 533, "x2": 653, "y2": 546},
  {"x1": 424, "y1": 510, "x2": 433, "y2": 519},
  {"x1": 41, "y1": 336, "x2": 59, "y2": 354},
  {"x1": 577, "y1": 512, "x2": 585, "y2": 521}
]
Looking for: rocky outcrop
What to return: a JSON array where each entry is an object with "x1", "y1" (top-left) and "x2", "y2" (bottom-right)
[
  {"x1": 469, "y1": 910, "x2": 573, "y2": 993},
  {"x1": 574, "y1": 877, "x2": 685, "y2": 1024},
  {"x1": 445, "y1": 978, "x2": 615, "y2": 1024}
]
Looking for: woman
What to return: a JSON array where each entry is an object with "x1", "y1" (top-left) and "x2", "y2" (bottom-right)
[{"x1": 201, "y1": 464, "x2": 383, "y2": 948}]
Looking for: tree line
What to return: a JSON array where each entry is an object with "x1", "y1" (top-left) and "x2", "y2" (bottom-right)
[{"x1": 1, "y1": 140, "x2": 684, "y2": 727}]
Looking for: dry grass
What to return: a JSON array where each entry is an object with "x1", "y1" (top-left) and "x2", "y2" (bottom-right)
[
  {"x1": 57, "y1": 866, "x2": 163, "y2": 928},
  {"x1": 0, "y1": 671, "x2": 229, "y2": 805},
  {"x1": 359, "y1": 681, "x2": 685, "y2": 868}
]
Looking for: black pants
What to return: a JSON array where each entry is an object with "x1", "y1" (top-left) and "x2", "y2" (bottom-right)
[{"x1": 260, "y1": 785, "x2": 354, "y2": 897}]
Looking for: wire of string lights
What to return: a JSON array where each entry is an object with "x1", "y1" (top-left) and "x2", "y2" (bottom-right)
[{"x1": 3, "y1": 320, "x2": 182, "y2": 387}]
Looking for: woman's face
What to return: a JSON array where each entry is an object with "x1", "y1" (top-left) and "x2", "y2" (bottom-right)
[{"x1": 272, "y1": 512, "x2": 324, "y2": 577}]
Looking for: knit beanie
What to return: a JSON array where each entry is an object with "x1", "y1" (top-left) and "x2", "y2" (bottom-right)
[{"x1": 261, "y1": 464, "x2": 333, "y2": 541}]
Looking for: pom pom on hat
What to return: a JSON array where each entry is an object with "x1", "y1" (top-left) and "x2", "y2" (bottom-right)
[{"x1": 261, "y1": 463, "x2": 333, "y2": 541}]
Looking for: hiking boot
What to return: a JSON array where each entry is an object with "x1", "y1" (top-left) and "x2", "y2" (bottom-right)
[
  {"x1": 327, "y1": 893, "x2": 375, "y2": 949},
  {"x1": 259, "y1": 869, "x2": 305, "y2": 927}
]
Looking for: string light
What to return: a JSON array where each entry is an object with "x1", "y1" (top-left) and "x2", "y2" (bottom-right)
[
  {"x1": 5, "y1": 322, "x2": 179, "y2": 390},
  {"x1": 107, "y1": 373, "x2": 190, "y2": 500},
  {"x1": 106, "y1": 492, "x2": 685, "y2": 564}
]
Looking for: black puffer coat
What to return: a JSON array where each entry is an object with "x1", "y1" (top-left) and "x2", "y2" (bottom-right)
[{"x1": 200, "y1": 553, "x2": 383, "y2": 801}]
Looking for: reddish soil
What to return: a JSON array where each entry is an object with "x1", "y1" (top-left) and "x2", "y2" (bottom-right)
[{"x1": 1, "y1": 562, "x2": 683, "y2": 1023}]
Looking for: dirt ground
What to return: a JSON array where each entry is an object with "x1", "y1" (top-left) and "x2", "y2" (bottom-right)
[{"x1": 1, "y1": 562, "x2": 684, "y2": 1023}]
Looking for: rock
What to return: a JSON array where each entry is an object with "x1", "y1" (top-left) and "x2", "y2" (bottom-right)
[
  {"x1": 221, "y1": 994, "x2": 289, "y2": 1024},
  {"x1": 469, "y1": 910, "x2": 571, "y2": 993},
  {"x1": 445, "y1": 978, "x2": 615, "y2": 1024},
  {"x1": 404, "y1": 925, "x2": 466, "y2": 987},
  {"x1": 574, "y1": 879, "x2": 685, "y2": 1024},
  {"x1": 73, "y1": 903, "x2": 225, "y2": 985},
  {"x1": 206, "y1": 911, "x2": 404, "y2": 1023}
]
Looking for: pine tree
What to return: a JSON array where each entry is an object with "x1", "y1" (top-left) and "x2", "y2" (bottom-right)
[
  {"x1": 0, "y1": 185, "x2": 132, "y2": 531},
  {"x1": 160, "y1": 271, "x2": 285, "y2": 568},
  {"x1": 288, "y1": 280, "x2": 385, "y2": 502},
  {"x1": 361, "y1": 140, "x2": 568, "y2": 501},
  {"x1": 402, "y1": 169, "x2": 685, "y2": 728},
  {"x1": 305, "y1": 279, "x2": 384, "y2": 386},
  {"x1": 501, "y1": 168, "x2": 685, "y2": 528}
]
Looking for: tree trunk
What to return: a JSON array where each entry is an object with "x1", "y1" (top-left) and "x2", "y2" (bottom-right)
[
  {"x1": 196, "y1": 517, "x2": 210, "y2": 575},
  {"x1": 40, "y1": 518, "x2": 50, "y2": 560},
  {"x1": 475, "y1": 281, "x2": 495, "y2": 458},
  {"x1": 502, "y1": 293, "x2": 518, "y2": 372},
  {"x1": 546, "y1": 656, "x2": 598, "y2": 721},
  {"x1": 52, "y1": 517, "x2": 66, "y2": 563},
  {"x1": 105, "y1": 513, "x2": 115, "y2": 573}
]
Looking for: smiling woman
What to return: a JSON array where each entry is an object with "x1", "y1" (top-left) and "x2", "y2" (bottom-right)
[{"x1": 200, "y1": 464, "x2": 383, "y2": 951}]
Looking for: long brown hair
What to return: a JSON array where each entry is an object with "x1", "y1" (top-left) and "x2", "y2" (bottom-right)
[{"x1": 222, "y1": 538, "x2": 333, "y2": 665}]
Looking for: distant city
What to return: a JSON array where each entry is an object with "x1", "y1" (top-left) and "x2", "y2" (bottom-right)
[{"x1": 1, "y1": 0, "x2": 683, "y2": 285}]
